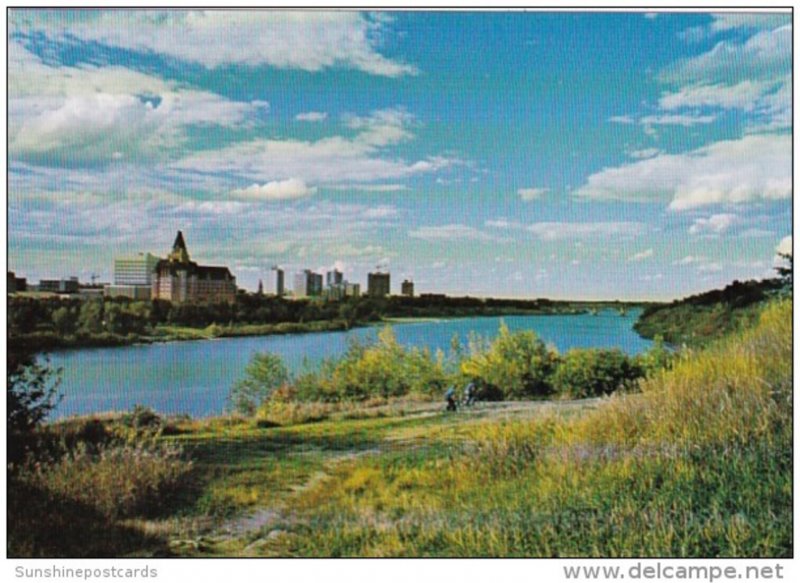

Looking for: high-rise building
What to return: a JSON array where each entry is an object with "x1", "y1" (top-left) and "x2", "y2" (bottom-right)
[
  {"x1": 401, "y1": 279, "x2": 415, "y2": 297},
  {"x1": 294, "y1": 269, "x2": 323, "y2": 298},
  {"x1": 106, "y1": 252, "x2": 161, "y2": 299},
  {"x1": 152, "y1": 231, "x2": 237, "y2": 303},
  {"x1": 272, "y1": 267, "x2": 285, "y2": 297},
  {"x1": 345, "y1": 282, "x2": 361, "y2": 298},
  {"x1": 311, "y1": 273, "x2": 323, "y2": 296},
  {"x1": 114, "y1": 253, "x2": 160, "y2": 286},
  {"x1": 326, "y1": 269, "x2": 343, "y2": 287},
  {"x1": 367, "y1": 272, "x2": 390, "y2": 298}
]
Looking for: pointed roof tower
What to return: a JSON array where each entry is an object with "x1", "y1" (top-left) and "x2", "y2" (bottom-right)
[{"x1": 168, "y1": 230, "x2": 191, "y2": 263}]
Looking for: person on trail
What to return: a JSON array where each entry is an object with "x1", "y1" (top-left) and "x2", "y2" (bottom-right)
[
  {"x1": 463, "y1": 381, "x2": 477, "y2": 407},
  {"x1": 445, "y1": 386, "x2": 458, "y2": 412}
]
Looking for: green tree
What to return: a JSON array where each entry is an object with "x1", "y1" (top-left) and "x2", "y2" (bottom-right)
[
  {"x1": 7, "y1": 352, "x2": 62, "y2": 464},
  {"x1": 78, "y1": 300, "x2": 104, "y2": 335},
  {"x1": 338, "y1": 302, "x2": 356, "y2": 329},
  {"x1": 775, "y1": 252, "x2": 792, "y2": 292},
  {"x1": 51, "y1": 306, "x2": 77, "y2": 337},
  {"x1": 229, "y1": 352, "x2": 290, "y2": 415},
  {"x1": 461, "y1": 322, "x2": 559, "y2": 399}
]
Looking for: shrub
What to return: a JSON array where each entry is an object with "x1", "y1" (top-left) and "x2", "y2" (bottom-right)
[
  {"x1": 636, "y1": 334, "x2": 674, "y2": 376},
  {"x1": 551, "y1": 348, "x2": 643, "y2": 398},
  {"x1": 229, "y1": 352, "x2": 290, "y2": 415},
  {"x1": 121, "y1": 404, "x2": 162, "y2": 432},
  {"x1": 293, "y1": 327, "x2": 450, "y2": 402},
  {"x1": 7, "y1": 353, "x2": 62, "y2": 465},
  {"x1": 460, "y1": 322, "x2": 559, "y2": 399}
]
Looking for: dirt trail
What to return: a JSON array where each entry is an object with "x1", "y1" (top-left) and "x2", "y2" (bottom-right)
[{"x1": 172, "y1": 398, "x2": 600, "y2": 555}]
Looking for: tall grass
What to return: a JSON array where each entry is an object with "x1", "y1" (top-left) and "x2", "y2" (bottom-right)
[
  {"x1": 8, "y1": 413, "x2": 195, "y2": 557},
  {"x1": 285, "y1": 299, "x2": 792, "y2": 557}
]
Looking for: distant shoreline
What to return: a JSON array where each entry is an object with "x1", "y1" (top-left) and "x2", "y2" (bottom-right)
[{"x1": 10, "y1": 305, "x2": 649, "y2": 355}]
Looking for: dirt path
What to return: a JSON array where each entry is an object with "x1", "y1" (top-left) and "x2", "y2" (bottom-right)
[{"x1": 169, "y1": 398, "x2": 600, "y2": 555}]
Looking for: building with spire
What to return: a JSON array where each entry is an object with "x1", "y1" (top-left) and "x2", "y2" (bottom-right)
[{"x1": 152, "y1": 231, "x2": 237, "y2": 303}]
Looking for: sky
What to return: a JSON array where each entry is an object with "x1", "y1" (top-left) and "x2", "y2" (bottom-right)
[{"x1": 6, "y1": 10, "x2": 793, "y2": 300}]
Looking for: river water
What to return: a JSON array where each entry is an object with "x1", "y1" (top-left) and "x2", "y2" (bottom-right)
[{"x1": 48, "y1": 310, "x2": 651, "y2": 419}]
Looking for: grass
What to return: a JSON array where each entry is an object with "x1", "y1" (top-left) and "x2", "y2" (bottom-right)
[
  {"x1": 273, "y1": 299, "x2": 790, "y2": 557},
  {"x1": 154, "y1": 319, "x2": 352, "y2": 342},
  {"x1": 8, "y1": 299, "x2": 790, "y2": 557}
]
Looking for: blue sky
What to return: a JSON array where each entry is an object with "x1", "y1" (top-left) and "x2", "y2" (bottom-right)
[{"x1": 7, "y1": 10, "x2": 792, "y2": 300}]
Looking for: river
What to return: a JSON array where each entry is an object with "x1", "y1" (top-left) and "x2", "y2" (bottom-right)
[{"x1": 47, "y1": 310, "x2": 651, "y2": 419}]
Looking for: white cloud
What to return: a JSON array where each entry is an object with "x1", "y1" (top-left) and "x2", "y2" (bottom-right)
[
  {"x1": 689, "y1": 213, "x2": 739, "y2": 235},
  {"x1": 527, "y1": 222, "x2": 644, "y2": 241},
  {"x1": 171, "y1": 120, "x2": 454, "y2": 186},
  {"x1": 664, "y1": 24, "x2": 791, "y2": 85},
  {"x1": 629, "y1": 248, "x2": 654, "y2": 261},
  {"x1": 659, "y1": 20, "x2": 791, "y2": 132},
  {"x1": 345, "y1": 108, "x2": 416, "y2": 147},
  {"x1": 175, "y1": 200, "x2": 251, "y2": 215},
  {"x1": 674, "y1": 255, "x2": 705, "y2": 266},
  {"x1": 640, "y1": 114, "x2": 716, "y2": 126},
  {"x1": 609, "y1": 115, "x2": 635, "y2": 124},
  {"x1": 709, "y1": 14, "x2": 790, "y2": 34},
  {"x1": 697, "y1": 262, "x2": 723, "y2": 273},
  {"x1": 296, "y1": 111, "x2": 328, "y2": 122},
  {"x1": 776, "y1": 235, "x2": 792, "y2": 256},
  {"x1": 628, "y1": 148, "x2": 662, "y2": 160},
  {"x1": 361, "y1": 206, "x2": 398, "y2": 219},
  {"x1": 328, "y1": 183, "x2": 409, "y2": 192},
  {"x1": 574, "y1": 134, "x2": 791, "y2": 210},
  {"x1": 485, "y1": 219, "x2": 519, "y2": 229},
  {"x1": 13, "y1": 11, "x2": 417, "y2": 77},
  {"x1": 659, "y1": 80, "x2": 772, "y2": 111},
  {"x1": 8, "y1": 42, "x2": 267, "y2": 163},
  {"x1": 518, "y1": 187, "x2": 548, "y2": 201},
  {"x1": 231, "y1": 178, "x2": 317, "y2": 201},
  {"x1": 408, "y1": 224, "x2": 497, "y2": 242}
]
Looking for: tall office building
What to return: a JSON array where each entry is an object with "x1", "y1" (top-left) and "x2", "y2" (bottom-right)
[
  {"x1": 294, "y1": 269, "x2": 323, "y2": 298},
  {"x1": 106, "y1": 252, "x2": 161, "y2": 299},
  {"x1": 272, "y1": 267, "x2": 285, "y2": 297},
  {"x1": 367, "y1": 272, "x2": 391, "y2": 298},
  {"x1": 311, "y1": 272, "x2": 323, "y2": 296},
  {"x1": 401, "y1": 279, "x2": 415, "y2": 297},
  {"x1": 114, "y1": 253, "x2": 160, "y2": 285},
  {"x1": 326, "y1": 269, "x2": 344, "y2": 287}
]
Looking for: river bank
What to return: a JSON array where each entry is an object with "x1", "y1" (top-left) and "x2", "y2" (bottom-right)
[{"x1": 9, "y1": 303, "x2": 638, "y2": 354}]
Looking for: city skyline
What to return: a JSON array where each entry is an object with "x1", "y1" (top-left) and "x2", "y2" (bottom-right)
[{"x1": 7, "y1": 10, "x2": 793, "y2": 300}]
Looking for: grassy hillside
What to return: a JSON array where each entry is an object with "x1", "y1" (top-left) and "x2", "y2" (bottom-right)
[
  {"x1": 8, "y1": 299, "x2": 791, "y2": 557},
  {"x1": 634, "y1": 278, "x2": 785, "y2": 346},
  {"x1": 258, "y1": 298, "x2": 790, "y2": 557}
]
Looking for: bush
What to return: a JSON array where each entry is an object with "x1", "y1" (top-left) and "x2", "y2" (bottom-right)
[
  {"x1": 552, "y1": 348, "x2": 643, "y2": 398},
  {"x1": 121, "y1": 405, "x2": 162, "y2": 433},
  {"x1": 7, "y1": 353, "x2": 62, "y2": 465},
  {"x1": 293, "y1": 327, "x2": 449, "y2": 402},
  {"x1": 460, "y1": 322, "x2": 559, "y2": 399},
  {"x1": 229, "y1": 352, "x2": 290, "y2": 415}
]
